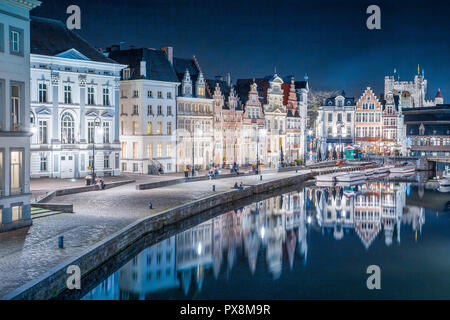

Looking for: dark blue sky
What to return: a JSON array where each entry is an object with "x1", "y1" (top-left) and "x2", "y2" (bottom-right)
[{"x1": 32, "y1": 0, "x2": 449, "y2": 99}]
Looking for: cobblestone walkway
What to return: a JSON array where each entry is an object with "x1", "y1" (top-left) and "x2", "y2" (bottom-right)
[{"x1": 0, "y1": 170, "x2": 305, "y2": 297}]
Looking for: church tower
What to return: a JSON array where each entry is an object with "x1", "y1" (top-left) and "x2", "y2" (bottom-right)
[{"x1": 435, "y1": 88, "x2": 444, "y2": 105}]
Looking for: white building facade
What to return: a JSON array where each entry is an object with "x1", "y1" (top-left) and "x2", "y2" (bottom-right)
[
  {"x1": 173, "y1": 56, "x2": 214, "y2": 172},
  {"x1": 317, "y1": 93, "x2": 355, "y2": 160},
  {"x1": 29, "y1": 17, "x2": 125, "y2": 179},
  {"x1": 0, "y1": 0, "x2": 41, "y2": 233},
  {"x1": 108, "y1": 46, "x2": 180, "y2": 174}
]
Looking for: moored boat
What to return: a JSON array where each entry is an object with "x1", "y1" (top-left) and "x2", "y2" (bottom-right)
[
  {"x1": 315, "y1": 172, "x2": 347, "y2": 183},
  {"x1": 389, "y1": 165, "x2": 415, "y2": 174},
  {"x1": 336, "y1": 171, "x2": 366, "y2": 182},
  {"x1": 438, "y1": 169, "x2": 450, "y2": 187},
  {"x1": 375, "y1": 166, "x2": 390, "y2": 174}
]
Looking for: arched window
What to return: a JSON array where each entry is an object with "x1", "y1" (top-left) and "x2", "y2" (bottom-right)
[{"x1": 61, "y1": 112, "x2": 75, "y2": 144}]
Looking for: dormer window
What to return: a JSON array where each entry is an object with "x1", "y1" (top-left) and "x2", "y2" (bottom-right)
[
  {"x1": 123, "y1": 68, "x2": 130, "y2": 80},
  {"x1": 337, "y1": 99, "x2": 343, "y2": 107}
]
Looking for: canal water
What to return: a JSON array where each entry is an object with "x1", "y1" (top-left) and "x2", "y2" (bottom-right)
[{"x1": 82, "y1": 181, "x2": 450, "y2": 300}]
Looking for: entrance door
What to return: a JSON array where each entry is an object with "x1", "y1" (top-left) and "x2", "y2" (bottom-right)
[{"x1": 60, "y1": 155, "x2": 75, "y2": 178}]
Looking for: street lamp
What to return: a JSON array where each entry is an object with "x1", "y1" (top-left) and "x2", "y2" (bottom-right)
[
  {"x1": 256, "y1": 127, "x2": 266, "y2": 174},
  {"x1": 92, "y1": 116, "x2": 103, "y2": 179},
  {"x1": 307, "y1": 129, "x2": 313, "y2": 162},
  {"x1": 191, "y1": 121, "x2": 202, "y2": 177},
  {"x1": 337, "y1": 122, "x2": 345, "y2": 160}
]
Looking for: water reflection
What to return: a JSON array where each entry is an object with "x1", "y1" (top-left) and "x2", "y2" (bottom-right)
[{"x1": 83, "y1": 182, "x2": 439, "y2": 300}]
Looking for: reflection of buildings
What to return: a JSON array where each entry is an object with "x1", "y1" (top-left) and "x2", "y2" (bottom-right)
[
  {"x1": 118, "y1": 237, "x2": 178, "y2": 299},
  {"x1": 316, "y1": 187, "x2": 355, "y2": 240},
  {"x1": 83, "y1": 272, "x2": 120, "y2": 300},
  {"x1": 314, "y1": 182, "x2": 410, "y2": 249},
  {"x1": 176, "y1": 221, "x2": 213, "y2": 295},
  {"x1": 104, "y1": 182, "x2": 429, "y2": 299}
]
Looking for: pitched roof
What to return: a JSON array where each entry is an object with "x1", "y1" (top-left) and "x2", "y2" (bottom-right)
[
  {"x1": 173, "y1": 56, "x2": 212, "y2": 98},
  {"x1": 108, "y1": 48, "x2": 179, "y2": 82},
  {"x1": 30, "y1": 16, "x2": 115, "y2": 64},
  {"x1": 235, "y1": 78, "x2": 270, "y2": 104},
  {"x1": 206, "y1": 79, "x2": 231, "y2": 99},
  {"x1": 324, "y1": 95, "x2": 356, "y2": 106},
  {"x1": 294, "y1": 81, "x2": 307, "y2": 90},
  {"x1": 173, "y1": 57, "x2": 199, "y2": 82}
]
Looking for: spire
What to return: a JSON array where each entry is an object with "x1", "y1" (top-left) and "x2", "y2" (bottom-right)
[
  {"x1": 436, "y1": 88, "x2": 442, "y2": 98},
  {"x1": 417, "y1": 64, "x2": 420, "y2": 75},
  {"x1": 304, "y1": 73, "x2": 308, "y2": 81},
  {"x1": 182, "y1": 69, "x2": 192, "y2": 97}
]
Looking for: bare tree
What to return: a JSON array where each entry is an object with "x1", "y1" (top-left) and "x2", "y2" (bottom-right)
[{"x1": 307, "y1": 89, "x2": 341, "y2": 128}]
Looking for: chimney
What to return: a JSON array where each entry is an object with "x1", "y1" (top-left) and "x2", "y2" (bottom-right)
[
  {"x1": 226, "y1": 73, "x2": 231, "y2": 86},
  {"x1": 161, "y1": 46, "x2": 173, "y2": 64},
  {"x1": 140, "y1": 61, "x2": 146, "y2": 78},
  {"x1": 215, "y1": 75, "x2": 223, "y2": 81}
]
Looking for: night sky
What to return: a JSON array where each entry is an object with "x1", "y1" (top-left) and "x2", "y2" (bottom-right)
[{"x1": 32, "y1": 0, "x2": 449, "y2": 99}]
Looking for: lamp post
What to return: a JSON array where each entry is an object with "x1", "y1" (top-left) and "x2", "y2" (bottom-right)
[
  {"x1": 191, "y1": 121, "x2": 202, "y2": 177},
  {"x1": 92, "y1": 116, "x2": 103, "y2": 180},
  {"x1": 337, "y1": 121, "x2": 345, "y2": 159},
  {"x1": 307, "y1": 129, "x2": 312, "y2": 163}
]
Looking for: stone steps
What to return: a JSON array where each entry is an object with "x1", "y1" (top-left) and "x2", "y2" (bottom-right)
[{"x1": 31, "y1": 206, "x2": 65, "y2": 219}]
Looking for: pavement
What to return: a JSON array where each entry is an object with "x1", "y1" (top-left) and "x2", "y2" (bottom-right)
[{"x1": 0, "y1": 169, "x2": 311, "y2": 298}]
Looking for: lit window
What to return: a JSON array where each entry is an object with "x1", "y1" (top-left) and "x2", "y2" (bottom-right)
[
  {"x1": 10, "y1": 150, "x2": 23, "y2": 195},
  {"x1": 133, "y1": 142, "x2": 138, "y2": 158},
  {"x1": 157, "y1": 142, "x2": 162, "y2": 157},
  {"x1": 11, "y1": 205, "x2": 22, "y2": 221},
  {"x1": 121, "y1": 142, "x2": 127, "y2": 158},
  {"x1": 38, "y1": 83, "x2": 47, "y2": 103},
  {"x1": 147, "y1": 143, "x2": 153, "y2": 158}
]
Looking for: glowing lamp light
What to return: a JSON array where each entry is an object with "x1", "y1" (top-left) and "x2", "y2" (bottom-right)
[
  {"x1": 307, "y1": 216, "x2": 312, "y2": 224},
  {"x1": 197, "y1": 243, "x2": 202, "y2": 255},
  {"x1": 30, "y1": 127, "x2": 37, "y2": 134},
  {"x1": 260, "y1": 226, "x2": 265, "y2": 239}
]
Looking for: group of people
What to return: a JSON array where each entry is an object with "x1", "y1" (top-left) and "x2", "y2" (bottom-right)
[
  {"x1": 85, "y1": 174, "x2": 106, "y2": 190},
  {"x1": 208, "y1": 168, "x2": 220, "y2": 180},
  {"x1": 233, "y1": 181, "x2": 244, "y2": 190}
]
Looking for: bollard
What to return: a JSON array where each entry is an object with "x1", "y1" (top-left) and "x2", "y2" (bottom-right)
[
  {"x1": 260, "y1": 175, "x2": 263, "y2": 180},
  {"x1": 212, "y1": 185, "x2": 216, "y2": 191},
  {"x1": 296, "y1": 169, "x2": 298, "y2": 173},
  {"x1": 58, "y1": 236, "x2": 64, "y2": 249},
  {"x1": 149, "y1": 202, "x2": 153, "y2": 209}
]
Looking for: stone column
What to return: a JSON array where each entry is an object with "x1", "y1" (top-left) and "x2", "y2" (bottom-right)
[
  {"x1": 79, "y1": 75, "x2": 86, "y2": 143},
  {"x1": 51, "y1": 72, "x2": 60, "y2": 143}
]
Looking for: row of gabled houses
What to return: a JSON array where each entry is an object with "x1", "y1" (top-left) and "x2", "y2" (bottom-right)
[
  {"x1": 107, "y1": 44, "x2": 309, "y2": 175},
  {"x1": 27, "y1": 17, "x2": 310, "y2": 178},
  {"x1": 316, "y1": 73, "x2": 447, "y2": 160}
]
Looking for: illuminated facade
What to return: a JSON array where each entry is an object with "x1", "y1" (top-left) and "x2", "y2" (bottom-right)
[
  {"x1": 0, "y1": 0, "x2": 41, "y2": 233},
  {"x1": 317, "y1": 92, "x2": 355, "y2": 160},
  {"x1": 209, "y1": 77, "x2": 244, "y2": 167},
  {"x1": 30, "y1": 18, "x2": 125, "y2": 178},
  {"x1": 355, "y1": 87, "x2": 382, "y2": 153},
  {"x1": 174, "y1": 56, "x2": 214, "y2": 172}
]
